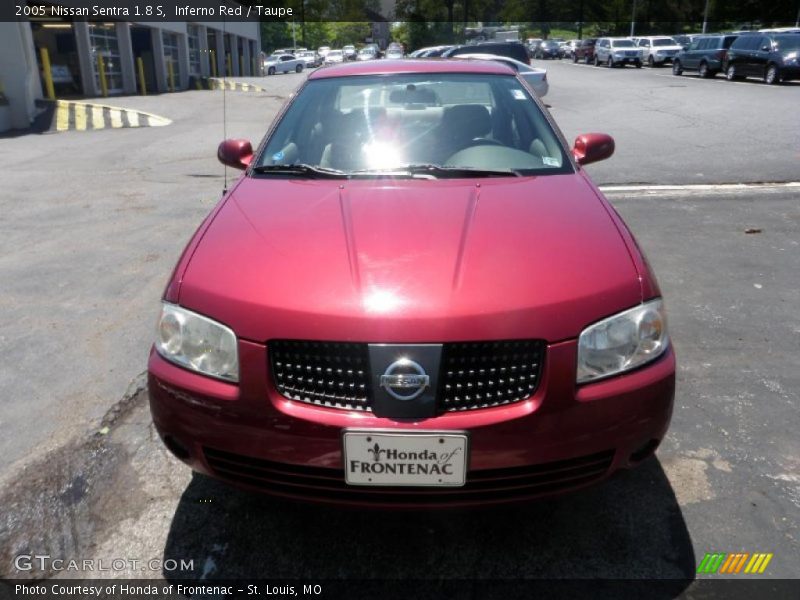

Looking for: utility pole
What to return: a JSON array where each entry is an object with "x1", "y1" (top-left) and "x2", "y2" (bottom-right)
[
  {"x1": 630, "y1": 0, "x2": 637, "y2": 37},
  {"x1": 702, "y1": 0, "x2": 711, "y2": 34}
]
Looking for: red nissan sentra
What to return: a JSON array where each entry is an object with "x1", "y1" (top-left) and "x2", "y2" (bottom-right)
[{"x1": 148, "y1": 60, "x2": 675, "y2": 507}]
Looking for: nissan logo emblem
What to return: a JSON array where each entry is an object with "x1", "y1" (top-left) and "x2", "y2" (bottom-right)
[{"x1": 380, "y1": 358, "x2": 430, "y2": 401}]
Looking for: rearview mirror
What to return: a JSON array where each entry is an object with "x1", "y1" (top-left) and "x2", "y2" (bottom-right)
[
  {"x1": 572, "y1": 133, "x2": 615, "y2": 166},
  {"x1": 217, "y1": 139, "x2": 253, "y2": 170}
]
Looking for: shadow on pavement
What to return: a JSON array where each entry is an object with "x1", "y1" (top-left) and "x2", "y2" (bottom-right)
[{"x1": 162, "y1": 456, "x2": 694, "y2": 596}]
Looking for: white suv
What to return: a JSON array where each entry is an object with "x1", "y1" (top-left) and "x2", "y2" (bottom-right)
[
  {"x1": 594, "y1": 38, "x2": 642, "y2": 68},
  {"x1": 636, "y1": 36, "x2": 684, "y2": 67}
]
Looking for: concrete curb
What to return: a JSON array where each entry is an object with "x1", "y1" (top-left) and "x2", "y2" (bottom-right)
[{"x1": 35, "y1": 99, "x2": 172, "y2": 133}]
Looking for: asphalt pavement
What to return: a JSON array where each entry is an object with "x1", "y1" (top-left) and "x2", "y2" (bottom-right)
[{"x1": 0, "y1": 64, "x2": 798, "y2": 589}]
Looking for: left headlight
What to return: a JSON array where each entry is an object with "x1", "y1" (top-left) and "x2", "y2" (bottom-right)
[
  {"x1": 156, "y1": 303, "x2": 239, "y2": 382},
  {"x1": 577, "y1": 299, "x2": 669, "y2": 384}
]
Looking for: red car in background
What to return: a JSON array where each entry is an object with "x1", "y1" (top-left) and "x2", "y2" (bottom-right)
[
  {"x1": 148, "y1": 59, "x2": 675, "y2": 507},
  {"x1": 573, "y1": 38, "x2": 598, "y2": 64}
]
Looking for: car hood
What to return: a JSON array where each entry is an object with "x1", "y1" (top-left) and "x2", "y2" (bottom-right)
[{"x1": 178, "y1": 175, "x2": 642, "y2": 343}]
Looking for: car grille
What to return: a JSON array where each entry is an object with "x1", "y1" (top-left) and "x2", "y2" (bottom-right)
[
  {"x1": 269, "y1": 341, "x2": 371, "y2": 411},
  {"x1": 438, "y1": 341, "x2": 544, "y2": 412},
  {"x1": 269, "y1": 340, "x2": 545, "y2": 413},
  {"x1": 203, "y1": 447, "x2": 614, "y2": 506}
]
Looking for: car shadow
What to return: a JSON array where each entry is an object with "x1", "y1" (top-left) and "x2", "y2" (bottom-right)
[{"x1": 162, "y1": 456, "x2": 694, "y2": 595}]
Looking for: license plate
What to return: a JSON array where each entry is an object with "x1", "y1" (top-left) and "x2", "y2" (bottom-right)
[{"x1": 343, "y1": 430, "x2": 468, "y2": 487}]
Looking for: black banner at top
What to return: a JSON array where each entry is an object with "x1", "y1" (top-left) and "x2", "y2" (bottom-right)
[{"x1": 3, "y1": 0, "x2": 800, "y2": 23}]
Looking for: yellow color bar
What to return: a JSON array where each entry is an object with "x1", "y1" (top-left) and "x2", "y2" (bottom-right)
[
  {"x1": 758, "y1": 553, "x2": 773, "y2": 574},
  {"x1": 136, "y1": 56, "x2": 147, "y2": 95},
  {"x1": 210, "y1": 49, "x2": 217, "y2": 77},
  {"x1": 97, "y1": 55, "x2": 108, "y2": 97},
  {"x1": 167, "y1": 60, "x2": 175, "y2": 92},
  {"x1": 40, "y1": 47, "x2": 56, "y2": 100}
]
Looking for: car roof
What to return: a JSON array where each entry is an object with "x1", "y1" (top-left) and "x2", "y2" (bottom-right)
[{"x1": 308, "y1": 58, "x2": 515, "y2": 79}]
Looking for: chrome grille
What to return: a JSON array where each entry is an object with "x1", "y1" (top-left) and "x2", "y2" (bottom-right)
[
  {"x1": 269, "y1": 339, "x2": 545, "y2": 413},
  {"x1": 439, "y1": 340, "x2": 545, "y2": 411},
  {"x1": 269, "y1": 341, "x2": 371, "y2": 410}
]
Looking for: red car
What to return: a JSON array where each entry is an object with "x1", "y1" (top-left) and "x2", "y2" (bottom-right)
[{"x1": 148, "y1": 59, "x2": 675, "y2": 507}]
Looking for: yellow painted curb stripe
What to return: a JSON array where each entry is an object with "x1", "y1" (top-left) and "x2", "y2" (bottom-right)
[
  {"x1": 74, "y1": 103, "x2": 87, "y2": 130},
  {"x1": 91, "y1": 105, "x2": 104, "y2": 129},
  {"x1": 109, "y1": 108, "x2": 123, "y2": 128},
  {"x1": 55, "y1": 102, "x2": 69, "y2": 131}
]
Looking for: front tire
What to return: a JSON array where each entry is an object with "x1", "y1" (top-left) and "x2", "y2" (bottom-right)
[
  {"x1": 672, "y1": 60, "x2": 683, "y2": 75},
  {"x1": 607, "y1": 56, "x2": 613, "y2": 68},
  {"x1": 635, "y1": 60, "x2": 642, "y2": 68},
  {"x1": 295, "y1": 64, "x2": 303, "y2": 73},
  {"x1": 698, "y1": 61, "x2": 710, "y2": 78},
  {"x1": 586, "y1": 55, "x2": 592, "y2": 65},
  {"x1": 726, "y1": 64, "x2": 740, "y2": 81},
  {"x1": 648, "y1": 55, "x2": 655, "y2": 68},
  {"x1": 573, "y1": 54, "x2": 578, "y2": 63},
  {"x1": 765, "y1": 64, "x2": 780, "y2": 85},
  {"x1": 267, "y1": 66, "x2": 276, "y2": 76},
  {"x1": 594, "y1": 55, "x2": 600, "y2": 66}
]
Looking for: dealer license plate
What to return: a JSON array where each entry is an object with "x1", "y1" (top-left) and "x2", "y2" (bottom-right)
[{"x1": 343, "y1": 430, "x2": 468, "y2": 487}]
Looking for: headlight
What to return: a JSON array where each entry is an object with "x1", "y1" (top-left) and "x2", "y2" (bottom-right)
[
  {"x1": 156, "y1": 303, "x2": 239, "y2": 382},
  {"x1": 577, "y1": 299, "x2": 669, "y2": 383}
]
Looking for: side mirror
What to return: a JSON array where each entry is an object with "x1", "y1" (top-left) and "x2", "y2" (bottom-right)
[
  {"x1": 572, "y1": 133, "x2": 615, "y2": 166},
  {"x1": 217, "y1": 139, "x2": 253, "y2": 170}
]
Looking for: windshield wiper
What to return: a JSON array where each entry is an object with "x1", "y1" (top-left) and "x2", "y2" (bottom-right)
[
  {"x1": 353, "y1": 164, "x2": 521, "y2": 178},
  {"x1": 251, "y1": 164, "x2": 347, "y2": 179}
]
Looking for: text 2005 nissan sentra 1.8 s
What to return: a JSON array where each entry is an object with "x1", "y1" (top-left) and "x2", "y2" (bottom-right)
[{"x1": 148, "y1": 59, "x2": 675, "y2": 507}]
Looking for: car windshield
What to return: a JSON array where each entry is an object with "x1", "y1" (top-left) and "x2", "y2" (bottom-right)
[
  {"x1": 775, "y1": 35, "x2": 800, "y2": 51},
  {"x1": 256, "y1": 73, "x2": 570, "y2": 177},
  {"x1": 653, "y1": 38, "x2": 677, "y2": 46},
  {"x1": 329, "y1": 51, "x2": 342, "y2": 56},
  {"x1": 612, "y1": 40, "x2": 636, "y2": 47}
]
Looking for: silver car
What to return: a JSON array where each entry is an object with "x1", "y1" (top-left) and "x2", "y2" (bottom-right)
[
  {"x1": 636, "y1": 36, "x2": 684, "y2": 67},
  {"x1": 594, "y1": 37, "x2": 642, "y2": 68},
  {"x1": 454, "y1": 53, "x2": 549, "y2": 98},
  {"x1": 264, "y1": 53, "x2": 304, "y2": 75}
]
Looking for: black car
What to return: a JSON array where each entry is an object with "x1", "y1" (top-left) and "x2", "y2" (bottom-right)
[
  {"x1": 672, "y1": 34, "x2": 738, "y2": 78},
  {"x1": 443, "y1": 42, "x2": 530, "y2": 65},
  {"x1": 536, "y1": 41, "x2": 562, "y2": 60},
  {"x1": 724, "y1": 32, "x2": 800, "y2": 84}
]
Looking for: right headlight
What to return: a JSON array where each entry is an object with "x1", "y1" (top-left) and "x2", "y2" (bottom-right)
[
  {"x1": 156, "y1": 302, "x2": 239, "y2": 382},
  {"x1": 577, "y1": 299, "x2": 669, "y2": 383}
]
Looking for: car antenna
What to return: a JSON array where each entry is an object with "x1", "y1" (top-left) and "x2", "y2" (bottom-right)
[{"x1": 222, "y1": 15, "x2": 229, "y2": 196}]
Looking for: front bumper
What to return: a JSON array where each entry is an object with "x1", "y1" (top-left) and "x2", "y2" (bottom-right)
[{"x1": 148, "y1": 339, "x2": 675, "y2": 507}]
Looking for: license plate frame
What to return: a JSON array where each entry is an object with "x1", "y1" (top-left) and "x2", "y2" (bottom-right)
[{"x1": 342, "y1": 429, "x2": 469, "y2": 487}]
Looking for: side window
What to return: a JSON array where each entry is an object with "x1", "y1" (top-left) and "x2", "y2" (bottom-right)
[
  {"x1": 640, "y1": 40, "x2": 650, "y2": 47},
  {"x1": 758, "y1": 37, "x2": 771, "y2": 51},
  {"x1": 698, "y1": 39, "x2": 710, "y2": 50},
  {"x1": 723, "y1": 36, "x2": 736, "y2": 49}
]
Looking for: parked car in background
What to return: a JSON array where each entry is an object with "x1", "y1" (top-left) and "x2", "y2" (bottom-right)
[
  {"x1": 385, "y1": 45, "x2": 405, "y2": 60},
  {"x1": 594, "y1": 37, "x2": 642, "y2": 68},
  {"x1": 724, "y1": 32, "x2": 800, "y2": 84},
  {"x1": 153, "y1": 58, "x2": 674, "y2": 508},
  {"x1": 672, "y1": 34, "x2": 738, "y2": 78},
  {"x1": 264, "y1": 53, "x2": 304, "y2": 75},
  {"x1": 318, "y1": 46, "x2": 331, "y2": 59},
  {"x1": 343, "y1": 45, "x2": 357, "y2": 61},
  {"x1": 635, "y1": 36, "x2": 683, "y2": 67},
  {"x1": 527, "y1": 38, "x2": 543, "y2": 55},
  {"x1": 672, "y1": 34, "x2": 700, "y2": 49},
  {"x1": 455, "y1": 53, "x2": 549, "y2": 97},
  {"x1": 573, "y1": 38, "x2": 597, "y2": 64},
  {"x1": 296, "y1": 50, "x2": 322, "y2": 68},
  {"x1": 563, "y1": 40, "x2": 579, "y2": 59},
  {"x1": 444, "y1": 41, "x2": 531, "y2": 65},
  {"x1": 536, "y1": 40, "x2": 562, "y2": 60},
  {"x1": 357, "y1": 47, "x2": 378, "y2": 61},
  {"x1": 324, "y1": 49, "x2": 345, "y2": 65}
]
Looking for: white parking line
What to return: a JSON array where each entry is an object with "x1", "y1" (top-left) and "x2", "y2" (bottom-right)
[{"x1": 600, "y1": 182, "x2": 800, "y2": 193}]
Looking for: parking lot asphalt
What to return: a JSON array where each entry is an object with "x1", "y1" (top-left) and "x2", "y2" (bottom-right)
[{"x1": 0, "y1": 65, "x2": 799, "y2": 587}]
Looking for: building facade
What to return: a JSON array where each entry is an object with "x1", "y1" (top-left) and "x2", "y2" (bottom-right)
[{"x1": 0, "y1": 2, "x2": 261, "y2": 132}]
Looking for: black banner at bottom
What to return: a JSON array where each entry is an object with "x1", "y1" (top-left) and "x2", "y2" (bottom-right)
[{"x1": 2, "y1": 579, "x2": 799, "y2": 600}]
